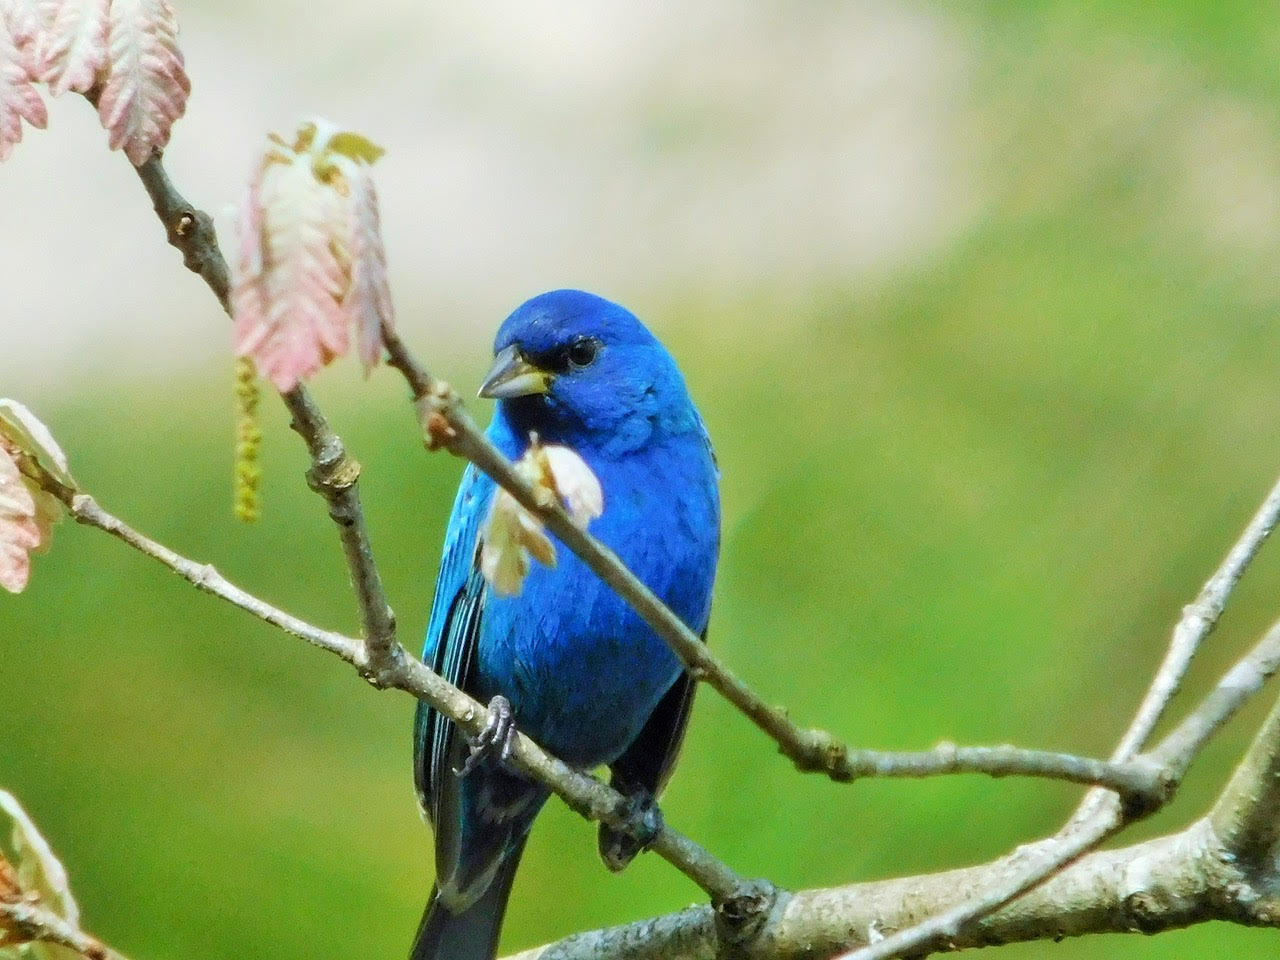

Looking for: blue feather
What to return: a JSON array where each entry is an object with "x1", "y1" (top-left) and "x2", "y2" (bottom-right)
[{"x1": 411, "y1": 290, "x2": 720, "y2": 960}]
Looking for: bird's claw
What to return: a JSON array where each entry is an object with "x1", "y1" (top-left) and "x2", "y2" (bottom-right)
[
  {"x1": 618, "y1": 789, "x2": 664, "y2": 850},
  {"x1": 454, "y1": 695, "x2": 516, "y2": 777}
]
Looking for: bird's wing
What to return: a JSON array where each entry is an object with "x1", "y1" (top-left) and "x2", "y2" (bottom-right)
[
  {"x1": 414, "y1": 463, "x2": 493, "y2": 826},
  {"x1": 608, "y1": 665, "x2": 698, "y2": 795},
  {"x1": 597, "y1": 629, "x2": 704, "y2": 871}
]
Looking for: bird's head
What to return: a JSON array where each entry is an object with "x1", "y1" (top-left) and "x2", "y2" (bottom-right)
[{"x1": 480, "y1": 290, "x2": 697, "y2": 455}]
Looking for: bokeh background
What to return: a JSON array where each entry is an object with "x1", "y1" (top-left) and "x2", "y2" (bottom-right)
[{"x1": 4, "y1": 1, "x2": 1280, "y2": 957}]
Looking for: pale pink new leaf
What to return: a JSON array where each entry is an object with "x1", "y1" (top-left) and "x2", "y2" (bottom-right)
[
  {"x1": 0, "y1": 444, "x2": 40, "y2": 593},
  {"x1": 340, "y1": 162, "x2": 395, "y2": 376},
  {"x1": 0, "y1": 400, "x2": 68, "y2": 576},
  {"x1": 96, "y1": 0, "x2": 189, "y2": 165},
  {"x1": 0, "y1": 397, "x2": 75, "y2": 487},
  {"x1": 477, "y1": 442, "x2": 605, "y2": 595},
  {"x1": 541, "y1": 445, "x2": 603, "y2": 527},
  {"x1": 233, "y1": 155, "x2": 351, "y2": 392},
  {"x1": 1, "y1": 0, "x2": 45, "y2": 53},
  {"x1": 229, "y1": 176, "x2": 268, "y2": 367},
  {"x1": 480, "y1": 488, "x2": 557, "y2": 596},
  {"x1": 479, "y1": 490, "x2": 532, "y2": 595},
  {"x1": 40, "y1": 0, "x2": 109, "y2": 95},
  {"x1": 0, "y1": 8, "x2": 47, "y2": 162}
]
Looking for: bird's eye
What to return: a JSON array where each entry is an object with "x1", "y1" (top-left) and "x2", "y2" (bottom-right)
[{"x1": 565, "y1": 336, "x2": 601, "y2": 369}]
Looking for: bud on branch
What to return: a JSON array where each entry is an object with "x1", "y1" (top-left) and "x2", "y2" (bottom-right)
[
  {"x1": 231, "y1": 119, "x2": 396, "y2": 392},
  {"x1": 480, "y1": 438, "x2": 604, "y2": 595},
  {"x1": 0, "y1": 400, "x2": 73, "y2": 593}
]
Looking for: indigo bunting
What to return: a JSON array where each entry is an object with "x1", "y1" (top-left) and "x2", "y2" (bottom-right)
[{"x1": 411, "y1": 290, "x2": 720, "y2": 960}]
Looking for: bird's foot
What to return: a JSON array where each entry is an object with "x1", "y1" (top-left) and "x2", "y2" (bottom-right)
[
  {"x1": 454, "y1": 695, "x2": 516, "y2": 778},
  {"x1": 618, "y1": 789, "x2": 665, "y2": 849}
]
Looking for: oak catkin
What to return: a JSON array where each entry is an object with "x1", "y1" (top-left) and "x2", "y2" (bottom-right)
[{"x1": 234, "y1": 356, "x2": 262, "y2": 523}]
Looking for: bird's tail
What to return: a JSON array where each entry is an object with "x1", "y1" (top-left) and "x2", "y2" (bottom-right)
[{"x1": 410, "y1": 843, "x2": 526, "y2": 960}]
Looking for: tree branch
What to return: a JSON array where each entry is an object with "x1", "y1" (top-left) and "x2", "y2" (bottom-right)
[
  {"x1": 1210, "y1": 688, "x2": 1280, "y2": 872},
  {"x1": 394, "y1": 314, "x2": 1280, "y2": 960},
  {"x1": 132, "y1": 151, "x2": 230, "y2": 311},
  {"x1": 832, "y1": 743, "x2": 1162, "y2": 797},
  {"x1": 1152, "y1": 617, "x2": 1280, "y2": 778},
  {"x1": 395, "y1": 336, "x2": 864, "y2": 780},
  {"x1": 385, "y1": 320, "x2": 1178, "y2": 809},
  {"x1": 277, "y1": 387, "x2": 401, "y2": 682},
  {"x1": 834, "y1": 811, "x2": 1123, "y2": 960},
  {"x1": 501, "y1": 816, "x2": 1280, "y2": 960},
  {"x1": 120, "y1": 142, "x2": 402, "y2": 684},
  {"x1": 1114, "y1": 472, "x2": 1280, "y2": 759},
  {"x1": 386, "y1": 306, "x2": 1280, "y2": 960},
  {"x1": 50, "y1": 483, "x2": 751, "y2": 906},
  {"x1": 833, "y1": 600, "x2": 1280, "y2": 960},
  {"x1": 0, "y1": 898, "x2": 121, "y2": 960},
  {"x1": 66, "y1": 493, "x2": 361, "y2": 662}
]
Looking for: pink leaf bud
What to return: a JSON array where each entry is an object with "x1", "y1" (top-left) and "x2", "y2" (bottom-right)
[
  {"x1": 0, "y1": 3, "x2": 47, "y2": 162},
  {"x1": 479, "y1": 440, "x2": 603, "y2": 596},
  {"x1": 39, "y1": 0, "x2": 108, "y2": 95},
  {"x1": 232, "y1": 120, "x2": 395, "y2": 391},
  {"x1": 0, "y1": 398, "x2": 71, "y2": 594},
  {"x1": 96, "y1": 0, "x2": 189, "y2": 165}
]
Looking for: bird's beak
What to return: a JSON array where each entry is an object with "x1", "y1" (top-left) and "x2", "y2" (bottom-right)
[{"x1": 478, "y1": 345, "x2": 553, "y2": 399}]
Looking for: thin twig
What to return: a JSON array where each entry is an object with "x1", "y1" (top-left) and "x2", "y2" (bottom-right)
[
  {"x1": 57, "y1": 485, "x2": 749, "y2": 905},
  {"x1": 386, "y1": 324, "x2": 1171, "y2": 806},
  {"x1": 278, "y1": 388, "x2": 401, "y2": 681},
  {"x1": 67, "y1": 493, "x2": 360, "y2": 662},
  {"x1": 132, "y1": 151, "x2": 230, "y2": 310},
  {"x1": 0, "y1": 898, "x2": 119, "y2": 960},
  {"x1": 396, "y1": 339, "x2": 844, "y2": 773},
  {"x1": 123, "y1": 144, "x2": 401, "y2": 683},
  {"x1": 1151, "y1": 617, "x2": 1280, "y2": 777},
  {"x1": 1114, "y1": 473, "x2": 1280, "y2": 760},
  {"x1": 835, "y1": 743, "x2": 1162, "y2": 798},
  {"x1": 1069, "y1": 473, "x2": 1280, "y2": 844},
  {"x1": 834, "y1": 810, "x2": 1123, "y2": 960}
]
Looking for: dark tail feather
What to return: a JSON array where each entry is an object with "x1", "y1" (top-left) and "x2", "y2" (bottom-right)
[{"x1": 410, "y1": 849, "x2": 525, "y2": 960}]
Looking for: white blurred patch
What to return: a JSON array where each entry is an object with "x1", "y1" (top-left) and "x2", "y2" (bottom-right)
[{"x1": 0, "y1": 0, "x2": 980, "y2": 395}]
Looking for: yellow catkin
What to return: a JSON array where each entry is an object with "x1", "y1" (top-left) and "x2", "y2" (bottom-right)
[{"x1": 233, "y1": 356, "x2": 262, "y2": 523}]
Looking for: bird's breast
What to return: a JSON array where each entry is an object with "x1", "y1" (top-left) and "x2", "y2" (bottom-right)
[{"x1": 477, "y1": 434, "x2": 719, "y2": 768}]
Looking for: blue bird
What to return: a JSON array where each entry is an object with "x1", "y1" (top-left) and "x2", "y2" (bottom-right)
[{"x1": 410, "y1": 290, "x2": 720, "y2": 960}]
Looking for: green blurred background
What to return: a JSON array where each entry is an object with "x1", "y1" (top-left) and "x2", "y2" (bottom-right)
[{"x1": 5, "y1": 1, "x2": 1280, "y2": 958}]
